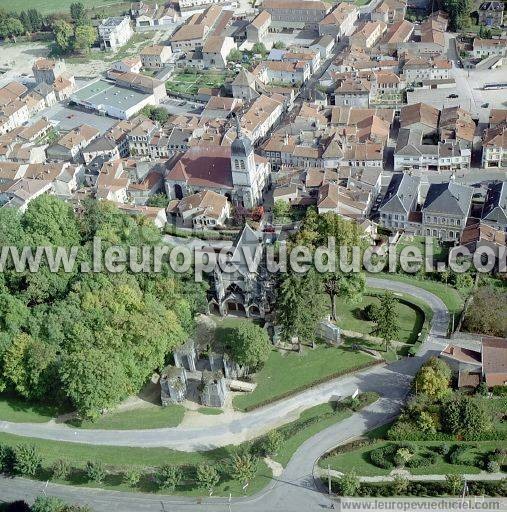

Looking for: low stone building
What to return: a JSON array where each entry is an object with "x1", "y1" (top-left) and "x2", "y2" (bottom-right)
[
  {"x1": 477, "y1": 1, "x2": 504, "y2": 27},
  {"x1": 200, "y1": 370, "x2": 228, "y2": 407},
  {"x1": 160, "y1": 366, "x2": 188, "y2": 405}
]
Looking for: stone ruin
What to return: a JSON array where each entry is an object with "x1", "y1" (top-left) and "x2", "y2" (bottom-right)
[
  {"x1": 200, "y1": 370, "x2": 228, "y2": 408},
  {"x1": 160, "y1": 366, "x2": 187, "y2": 406}
]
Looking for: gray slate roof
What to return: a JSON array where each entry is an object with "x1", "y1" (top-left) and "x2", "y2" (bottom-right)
[
  {"x1": 422, "y1": 181, "x2": 473, "y2": 216},
  {"x1": 379, "y1": 173, "x2": 420, "y2": 214},
  {"x1": 482, "y1": 181, "x2": 507, "y2": 224}
]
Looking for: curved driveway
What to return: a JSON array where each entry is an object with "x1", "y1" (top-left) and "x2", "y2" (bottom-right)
[{"x1": 0, "y1": 277, "x2": 451, "y2": 510}]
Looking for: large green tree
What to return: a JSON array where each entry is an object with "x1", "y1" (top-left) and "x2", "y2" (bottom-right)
[
  {"x1": 412, "y1": 357, "x2": 451, "y2": 399},
  {"x1": 370, "y1": 292, "x2": 399, "y2": 352},
  {"x1": 221, "y1": 320, "x2": 270, "y2": 370},
  {"x1": 74, "y1": 25, "x2": 96, "y2": 54},
  {"x1": 53, "y1": 19, "x2": 74, "y2": 54}
]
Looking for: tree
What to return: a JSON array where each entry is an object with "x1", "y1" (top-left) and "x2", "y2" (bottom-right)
[
  {"x1": 338, "y1": 470, "x2": 360, "y2": 496},
  {"x1": 13, "y1": 444, "x2": 42, "y2": 476},
  {"x1": 273, "y1": 200, "x2": 290, "y2": 221},
  {"x1": 222, "y1": 320, "x2": 270, "y2": 370},
  {"x1": 291, "y1": 210, "x2": 366, "y2": 321},
  {"x1": 28, "y1": 9, "x2": 44, "y2": 32},
  {"x1": 53, "y1": 19, "x2": 74, "y2": 54},
  {"x1": 0, "y1": 444, "x2": 15, "y2": 474},
  {"x1": 463, "y1": 287, "x2": 506, "y2": 337},
  {"x1": 59, "y1": 349, "x2": 130, "y2": 420},
  {"x1": 227, "y1": 48, "x2": 242, "y2": 63},
  {"x1": 19, "y1": 12, "x2": 33, "y2": 33},
  {"x1": 227, "y1": 452, "x2": 258, "y2": 491},
  {"x1": 140, "y1": 105, "x2": 169, "y2": 124},
  {"x1": 412, "y1": 357, "x2": 451, "y2": 399},
  {"x1": 445, "y1": 473, "x2": 464, "y2": 495},
  {"x1": 441, "y1": 394, "x2": 491, "y2": 439},
  {"x1": 156, "y1": 464, "x2": 182, "y2": 490},
  {"x1": 272, "y1": 41, "x2": 286, "y2": 49},
  {"x1": 85, "y1": 460, "x2": 106, "y2": 483},
  {"x1": 370, "y1": 292, "x2": 399, "y2": 352},
  {"x1": 51, "y1": 459, "x2": 71, "y2": 480},
  {"x1": 442, "y1": 0, "x2": 473, "y2": 31},
  {"x1": 73, "y1": 25, "x2": 95, "y2": 54},
  {"x1": 455, "y1": 272, "x2": 474, "y2": 294},
  {"x1": 277, "y1": 269, "x2": 326, "y2": 344},
  {"x1": 196, "y1": 463, "x2": 220, "y2": 495},
  {"x1": 70, "y1": 2, "x2": 87, "y2": 25},
  {"x1": 123, "y1": 467, "x2": 142, "y2": 487},
  {"x1": 261, "y1": 430, "x2": 284, "y2": 457},
  {"x1": 252, "y1": 42, "x2": 267, "y2": 55},
  {"x1": 31, "y1": 496, "x2": 66, "y2": 512},
  {"x1": 0, "y1": 17, "x2": 24, "y2": 39},
  {"x1": 146, "y1": 193, "x2": 170, "y2": 208}
]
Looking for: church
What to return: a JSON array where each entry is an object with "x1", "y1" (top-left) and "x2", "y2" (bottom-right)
[{"x1": 164, "y1": 123, "x2": 270, "y2": 209}]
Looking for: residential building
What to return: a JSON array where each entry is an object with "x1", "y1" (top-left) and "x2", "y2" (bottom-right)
[
  {"x1": 482, "y1": 124, "x2": 506, "y2": 168},
  {"x1": 98, "y1": 17, "x2": 134, "y2": 50},
  {"x1": 169, "y1": 190, "x2": 230, "y2": 228},
  {"x1": 32, "y1": 59, "x2": 67, "y2": 85},
  {"x1": 349, "y1": 21, "x2": 387, "y2": 49},
  {"x1": 378, "y1": 173, "x2": 420, "y2": 231},
  {"x1": 472, "y1": 38, "x2": 507, "y2": 59},
  {"x1": 394, "y1": 128, "x2": 471, "y2": 173},
  {"x1": 482, "y1": 182, "x2": 507, "y2": 232},
  {"x1": 256, "y1": 59, "x2": 311, "y2": 85},
  {"x1": 370, "y1": 0, "x2": 406, "y2": 23},
  {"x1": 318, "y1": 2, "x2": 358, "y2": 39},
  {"x1": 170, "y1": 5, "x2": 222, "y2": 51},
  {"x1": 46, "y1": 125, "x2": 100, "y2": 162},
  {"x1": 202, "y1": 36, "x2": 236, "y2": 69},
  {"x1": 334, "y1": 77, "x2": 371, "y2": 108},
  {"x1": 140, "y1": 45, "x2": 172, "y2": 68},
  {"x1": 231, "y1": 68, "x2": 260, "y2": 101},
  {"x1": 112, "y1": 57, "x2": 143, "y2": 74},
  {"x1": 246, "y1": 10, "x2": 271, "y2": 43},
  {"x1": 240, "y1": 93, "x2": 284, "y2": 142},
  {"x1": 379, "y1": 20, "x2": 414, "y2": 52},
  {"x1": 402, "y1": 56, "x2": 452, "y2": 83},
  {"x1": 400, "y1": 102, "x2": 439, "y2": 135},
  {"x1": 96, "y1": 159, "x2": 130, "y2": 202},
  {"x1": 421, "y1": 182, "x2": 473, "y2": 240}
]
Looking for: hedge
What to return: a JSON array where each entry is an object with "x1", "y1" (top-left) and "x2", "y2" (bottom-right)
[{"x1": 241, "y1": 360, "x2": 383, "y2": 412}]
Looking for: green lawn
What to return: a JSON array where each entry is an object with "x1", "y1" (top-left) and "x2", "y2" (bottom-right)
[
  {"x1": 233, "y1": 343, "x2": 375, "y2": 411},
  {"x1": 0, "y1": 394, "x2": 65, "y2": 423},
  {"x1": 69, "y1": 404, "x2": 185, "y2": 430},
  {"x1": 166, "y1": 71, "x2": 234, "y2": 95},
  {"x1": 8, "y1": 0, "x2": 128, "y2": 14},
  {"x1": 396, "y1": 236, "x2": 449, "y2": 263},
  {"x1": 0, "y1": 393, "x2": 377, "y2": 496},
  {"x1": 334, "y1": 293, "x2": 424, "y2": 344},
  {"x1": 321, "y1": 440, "x2": 504, "y2": 476},
  {"x1": 368, "y1": 272, "x2": 465, "y2": 316},
  {"x1": 197, "y1": 407, "x2": 223, "y2": 415}
]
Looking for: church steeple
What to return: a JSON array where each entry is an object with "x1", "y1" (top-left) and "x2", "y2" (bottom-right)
[{"x1": 231, "y1": 113, "x2": 256, "y2": 191}]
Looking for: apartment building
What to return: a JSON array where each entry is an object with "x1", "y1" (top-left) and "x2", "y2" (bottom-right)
[
  {"x1": 98, "y1": 17, "x2": 134, "y2": 50},
  {"x1": 140, "y1": 45, "x2": 172, "y2": 68}
]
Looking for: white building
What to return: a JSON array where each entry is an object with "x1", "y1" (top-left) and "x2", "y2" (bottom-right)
[{"x1": 98, "y1": 17, "x2": 134, "y2": 50}]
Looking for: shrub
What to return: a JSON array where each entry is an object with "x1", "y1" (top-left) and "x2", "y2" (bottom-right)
[
  {"x1": 369, "y1": 445, "x2": 396, "y2": 469},
  {"x1": 394, "y1": 447, "x2": 414, "y2": 467},
  {"x1": 448, "y1": 445, "x2": 468, "y2": 465},
  {"x1": 492, "y1": 386, "x2": 507, "y2": 397},
  {"x1": 261, "y1": 430, "x2": 284, "y2": 457},
  {"x1": 0, "y1": 444, "x2": 15, "y2": 474},
  {"x1": 85, "y1": 460, "x2": 106, "y2": 483},
  {"x1": 338, "y1": 470, "x2": 361, "y2": 496},
  {"x1": 31, "y1": 496, "x2": 66, "y2": 512},
  {"x1": 406, "y1": 456, "x2": 431, "y2": 468},
  {"x1": 445, "y1": 473, "x2": 464, "y2": 495},
  {"x1": 156, "y1": 464, "x2": 182, "y2": 491},
  {"x1": 51, "y1": 459, "x2": 71, "y2": 480},
  {"x1": 392, "y1": 475, "x2": 409, "y2": 495},
  {"x1": 486, "y1": 460, "x2": 500, "y2": 473},
  {"x1": 123, "y1": 467, "x2": 142, "y2": 487},
  {"x1": 436, "y1": 444, "x2": 450, "y2": 456},
  {"x1": 13, "y1": 444, "x2": 42, "y2": 476},
  {"x1": 363, "y1": 303, "x2": 380, "y2": 321}
]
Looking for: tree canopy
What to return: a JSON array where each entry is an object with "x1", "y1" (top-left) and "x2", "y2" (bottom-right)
[{"x1": 0, "y1": 196, "x2": 206, "y2": 419}]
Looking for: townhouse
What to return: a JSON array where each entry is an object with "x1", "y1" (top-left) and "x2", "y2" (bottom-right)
[
  {"x1": 472, "y1": 38, "x2": 507, "y2": 59},
  {"x1": 240, "y1": 93, "x2": 284, "y2": 142},
  {"x1": 99, "y1": 17, "x2": 134, "y2": 50},
  {"x1": 349, "y1": 21, "x2": 387, "y2": 49},
  {"x1": 140, "y1": 45, "x2": 172, "y2": 68},
  {"x1": 246, "y1": 10, "x2": 271, "y2": 43},
  {"x1": 262, "y1": 0, "x2": 330, "y2": 31},
  {"x1": 318, "y1": 2, "x2": 358, "y2": 39}
]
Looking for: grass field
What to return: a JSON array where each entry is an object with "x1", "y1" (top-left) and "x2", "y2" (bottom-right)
[
  {"x1": 368, "y1": 272, "x2": 465, "y2": 316},
  {"x1": 69, "y1": 404, "x2": 185, "y2": 430},
  {"x1": 8, "y1": 0, "x2": 128, "y2": 14},
  {"x1": 0, "y1": 394, "x2": 377, "y2": 496},
  {"x1": 196, "y1": 407, "x2": 223, "y2": 415},
  {"x1": 321, "y1": 440, "x2": 503, "y2": 476},
  {"x1": 233, "y1": 343, "x2": 375, "y2": 411},
  {"x1": 0, "y1": 394, "x2": 65, "y2": 423},
  {"x1": 334, "y1": 293, "x2": 424, "y2": 344},
  {"x1": 165, "y1": 71, "x2": 233, "y2": 95}
]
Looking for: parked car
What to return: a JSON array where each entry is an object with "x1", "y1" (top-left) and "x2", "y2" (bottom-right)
[{"x1": 448, "y1": 93, "x2": 459, "y2": 98}]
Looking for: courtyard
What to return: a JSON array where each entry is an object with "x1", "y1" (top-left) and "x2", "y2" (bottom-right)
[{"x1": 165, "y1": 70, "x2": 235, "y2": 95}]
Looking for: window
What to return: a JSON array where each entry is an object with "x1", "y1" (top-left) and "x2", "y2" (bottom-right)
[{"x1": 240, "y1": 160, "x2": 245, "y2": 170}]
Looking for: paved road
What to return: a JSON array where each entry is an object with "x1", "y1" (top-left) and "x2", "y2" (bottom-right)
[{"x1": 0, "y1": 278, "x2": 451, "y2": 510}]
